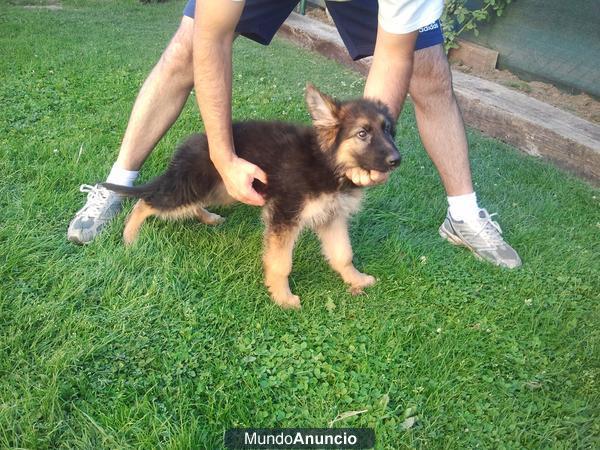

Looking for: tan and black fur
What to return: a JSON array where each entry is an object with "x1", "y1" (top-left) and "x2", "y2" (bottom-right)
[{"x1": 104, "y1": 85, "x2": 401, "y2": 309}]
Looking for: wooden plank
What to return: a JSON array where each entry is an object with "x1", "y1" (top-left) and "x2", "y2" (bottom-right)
[
  {"x1": 452, "y1": 71, "x2": 600, "y2": 181},
  {"x1": 448, "y1": 39, "x2": 499, "y2": 72}
]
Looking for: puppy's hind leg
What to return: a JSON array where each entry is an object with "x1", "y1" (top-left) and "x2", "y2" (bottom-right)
[
  {"x1": 263, "y1": 224, "x2": 301, "y2": 309},
  {"x1": 123, "y1": 199, "x2": 156, "y2": 245},
  {"x1": 316, "y1": 217, "x2": 375, "y2": 295},
  {"x1": 194, "y1": 206, "x2": 225, "y2": 226}
]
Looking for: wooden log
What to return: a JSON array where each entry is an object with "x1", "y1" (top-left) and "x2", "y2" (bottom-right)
[{"x1": 448, "y1": 39, "x2": 499, "y2": 72}]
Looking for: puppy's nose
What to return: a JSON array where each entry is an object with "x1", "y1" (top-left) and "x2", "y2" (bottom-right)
[{"x1": 386, "y1": 155, "x2": 401, "y2": 168}]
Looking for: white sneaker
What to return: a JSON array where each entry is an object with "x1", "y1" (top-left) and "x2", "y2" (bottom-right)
[
  {"x1": 67, "y1": 184, "x2": 122, "y2": 244},
  {"x1": 439, "y1": 208, "x2": 522, "y2": 268}
]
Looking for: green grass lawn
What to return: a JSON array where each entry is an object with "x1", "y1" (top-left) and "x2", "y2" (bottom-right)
[{"x1": 1, "y1": 1, "x2": 598, "y2": 448}]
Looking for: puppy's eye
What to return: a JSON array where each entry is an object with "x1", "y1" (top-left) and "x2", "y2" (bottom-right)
[
  {"x1": 383, "y1": 122, "x2": 391, "y2": 134},
  {"x1": 357, "y1": 130, "x2": 368, "y2": 140}
]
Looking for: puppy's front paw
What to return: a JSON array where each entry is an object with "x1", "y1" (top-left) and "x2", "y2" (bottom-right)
[
  {"x1": 123, "y1": 231, "x2": 137, "y2": 246},
  {"x1": 204, "y1": 213, "x2": 225, "y2": 226},
  {"x1": 272, "y1": 293, "x2": 301, "y2": 310},
  {"x1": 349, "y1": 273, "x2": 376, "y2": 295},
  {"x1": 265, "y1": 275, "x2": 301, "y2": 309}
]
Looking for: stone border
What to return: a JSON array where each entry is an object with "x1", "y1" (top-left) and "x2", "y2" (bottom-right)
[{"x1": 278, "y1": 12, "x2": 600, "y2": 185}]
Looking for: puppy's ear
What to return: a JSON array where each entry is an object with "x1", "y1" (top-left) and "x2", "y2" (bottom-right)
[{"x1": 305, "y1": 84, "x2": 339, "y2": 128}]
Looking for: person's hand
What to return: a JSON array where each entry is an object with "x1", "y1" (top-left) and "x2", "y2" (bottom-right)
[
  {"x1": 214, "y1": 155, "x2": 267, "y2": 206},
  {"x1": 346, "y1": 167, "x2": 389, "y2": 186}
]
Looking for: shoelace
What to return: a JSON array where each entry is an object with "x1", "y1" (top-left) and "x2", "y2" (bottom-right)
[
  {"x1": 79, "y1": 184, "x2": 111, "y2": 219},
  {"x1": 474, "y1": 211, "x2": 504, "y2": 246}
]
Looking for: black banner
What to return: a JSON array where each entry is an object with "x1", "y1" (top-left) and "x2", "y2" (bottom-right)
[{"x1": 224, "y1": 428, "x2": 375, "y2": 449}]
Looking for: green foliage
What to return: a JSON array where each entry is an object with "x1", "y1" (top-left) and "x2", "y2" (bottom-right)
[{"x1": 442, "y1": 0, "x2": 513, "y2": 50}]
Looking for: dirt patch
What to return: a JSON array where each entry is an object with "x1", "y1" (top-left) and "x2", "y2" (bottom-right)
[
  {"x1": 452, "y1": 62, "x2": 600, "y2": 124},
  {"x1": 23, "y1": 5, "x2": 62, "y2": 10},
  {"x1": 15, "y1": 0, "x2": 62, "y2": 9},
  {"x1": 305, "y1": 4, "x2": 334, "y2": 26},
  {"x1": 303, "y1": 4, "x2": 599, "y2": 125}
]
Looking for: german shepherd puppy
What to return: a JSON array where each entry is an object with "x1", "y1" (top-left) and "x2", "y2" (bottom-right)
[{"x1": 104, "y1": 85, "x2": 401, "y2": 309}]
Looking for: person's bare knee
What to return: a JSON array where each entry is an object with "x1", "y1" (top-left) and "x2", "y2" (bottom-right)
[
  {"x1": 410, "y1": 44, "x2": 454, "y2": 108},
  {"x1": 157, "y1": 16, "x2": 194, "y2": 83}
]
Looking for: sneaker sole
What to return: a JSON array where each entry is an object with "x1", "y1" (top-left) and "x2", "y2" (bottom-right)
[
  {"x1": 438, "y1": 223, "x2": 484, "y2": 262},
  {"x1": 439, "y1": 221, "x2": 522, "y2": 269},
  {"x1": 67, "y1": 235, "x2": 91, "y2": 245}
]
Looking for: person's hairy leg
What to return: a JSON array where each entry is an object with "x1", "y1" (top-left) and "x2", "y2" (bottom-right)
[
  {"x1": 350, "y1": 26, "x2": 417, "y2": 186},
  {"x1": 410, "y1": 45, "x2": 521, "y2": 269},
  {"x1": 115, "y1": 16, "x2": 196, "y2": 171},
  {"x1": 409, "y1": 44, "x2": 473, "y2": 196}
]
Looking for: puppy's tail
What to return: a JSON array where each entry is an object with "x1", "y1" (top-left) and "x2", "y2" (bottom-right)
[{"x1": 102, "y1": 180, "x2": 160, "y2": 199}]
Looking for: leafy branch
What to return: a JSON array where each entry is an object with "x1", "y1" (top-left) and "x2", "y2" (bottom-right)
[{"x1": 441, "y1": 0, "x2": 513, "y2": 50}]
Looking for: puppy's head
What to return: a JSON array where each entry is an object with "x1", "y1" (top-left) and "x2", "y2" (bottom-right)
[{"x1": 305, "y1": 84, "x2": 401, "y2": 176}]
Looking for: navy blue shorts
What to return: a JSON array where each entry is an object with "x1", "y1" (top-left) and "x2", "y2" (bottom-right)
[{"x1": 183, "y1": 0, "x2": 443, "y2": 60}]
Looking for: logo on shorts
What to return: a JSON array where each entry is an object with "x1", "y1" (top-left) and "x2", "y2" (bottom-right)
[{"x1": 418, "y1": 21, "x2": 439, "y2": 33}]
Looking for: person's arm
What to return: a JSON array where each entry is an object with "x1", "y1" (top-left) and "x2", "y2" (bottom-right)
[
  {"x1": 364, "y1": 26, "x2": 417, "y2": 120},
  {"x1": 348, "y1": 26, "x2": 418, "y2": 186},
  {"x1": 193, "y1": 0, "x2": 267, "y2": 206}
]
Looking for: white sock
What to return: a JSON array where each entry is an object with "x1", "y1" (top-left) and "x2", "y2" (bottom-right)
[
  {"x1": 447, "y1": 192, "x2": 480, "y2": 222},
  {"x1": 105, "y1": 163, "x2": 139, "y2": 187}
]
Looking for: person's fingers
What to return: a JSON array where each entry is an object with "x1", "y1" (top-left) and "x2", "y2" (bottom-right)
[
  {"x1": 222, "y1": 179, "x2": 246, "y2": 203},
  {"x1": 349, "y1": 167, "x2": 371, "y2": 186},
  {"x1": 241, "y1": 188, "x2": 266, "y2": 206},
  {"x1": 239, "y1": 173, "x2": 266, "y2": 206},
  {"x1": 346, "y1": 167, "x2": 362, "y2": 184},
  {"x1": 252, "y1": 165, "x2": 268, "y2": 185},
  {"x1": 346, "y1": 167, "x2": 393, "y2": 186},
  {"x1": 369, "y1": 170, "x2": 389, "y2": 184},
  {"x1": 227, "y1": 186, "x2": 260, "y2": 206},
  {"x1": 369, "y1": 170, "x2": 382, "y2": 182},
  {"x1": 359, "y1": 169, "x2": 371, "y2": 186}
]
